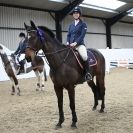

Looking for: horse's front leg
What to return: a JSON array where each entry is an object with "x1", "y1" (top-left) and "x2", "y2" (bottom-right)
[
  {"x1": 35, "y1": 71, "x2": 40, "y2": 91},
  {"x1": 54, "y1": 85, "x2": 64, "y2": 129},
  {"x1": 67, "y1": 86, "x2": 77, "y2": 129}
]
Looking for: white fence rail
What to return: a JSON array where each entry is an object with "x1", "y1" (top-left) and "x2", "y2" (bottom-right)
[
  {"x1": 0, "y1": 43, "x2": 133, "y2": 81},
  {"x1": 99, "y1": 48, "x2": 133, "y2": 73}
]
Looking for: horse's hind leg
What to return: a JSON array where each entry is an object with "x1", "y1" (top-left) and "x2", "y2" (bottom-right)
[
  {"x1": 96, "y1": 76, "x2": 105, "y2": 112},
  {"x1": 11, "y1": 85, "x2": 15, "y2": 95},
  {"x1": 87, "y1": 80, "x2": 99, "y2": 111},
  {"x1": 10, "y1": 77, "x2": 20, "y2": 96},
  {"x1": 44, "y1": 68, "x2": 47, "y2": 81}
]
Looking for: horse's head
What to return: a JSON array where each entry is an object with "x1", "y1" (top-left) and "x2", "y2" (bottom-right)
[
  {"x1": 24, "y1": 21, "x2": 44, "y2": 62},
  {"x1": 24, "y1": 20, "x2": 58, "y2": 63}
]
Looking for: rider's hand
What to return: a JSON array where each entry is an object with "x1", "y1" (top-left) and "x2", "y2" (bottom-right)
[
  {"x1": 66, "y1": 42, "x2": 69, "y2": 45},
  {"x1": 70, "y1": 42, "x2": 77, "y2": 47}
]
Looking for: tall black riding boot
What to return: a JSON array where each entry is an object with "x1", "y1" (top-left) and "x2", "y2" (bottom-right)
[
  {"x1": 17, "y1": 60, "x2": 25, "y2": 75},
  {"x1": 84, "y1": 60, "x2": 92, "y2": 81}
]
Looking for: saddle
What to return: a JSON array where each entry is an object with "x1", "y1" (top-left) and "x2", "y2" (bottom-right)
[
  {"x1": 87, "y1": 49, "x2": 97, "y2": 67},
  {"x1": 73, "y1": 49, "x2": 97, "y2": 69}
]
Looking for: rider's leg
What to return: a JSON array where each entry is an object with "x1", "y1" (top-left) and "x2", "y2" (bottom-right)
[
  {"x1": 17, "y1": 54, "x2": 25, "y2": 74},
  {"x1": 76, "y1": 45, "x2": 92, "y2": 80},
  {"x1": 20, "y1": 59, "x2": 26, "y2": 72}
]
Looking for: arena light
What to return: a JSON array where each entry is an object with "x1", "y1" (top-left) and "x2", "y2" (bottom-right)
[
  {"x1": 80, "y1": 4, "x2": 117, "y2": 13},
  {"x1": 127, "y1": 8, "x2": 133, "y2": 17},
  {"x1": 80, "y1": 0, "x2": 126, "y2": 12},
  {"x1": 49, "y1": 0, "x2": 66, "y2": 2}
]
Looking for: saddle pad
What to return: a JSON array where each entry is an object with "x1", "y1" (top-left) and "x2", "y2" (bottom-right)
[{"x1": 87, "y1": 50, "x2": 97, "y2": 66}]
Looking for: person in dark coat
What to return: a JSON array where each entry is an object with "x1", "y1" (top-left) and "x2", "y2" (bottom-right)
[
  {"x1": 67, "y1": 6, "x2": 92, "y2": 81},
  {"x1": 14, "y1": 32, "x2": 27, "y2": 74}
]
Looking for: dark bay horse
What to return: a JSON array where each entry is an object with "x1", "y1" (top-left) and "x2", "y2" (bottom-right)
[
  {"x1": 25, "y1": 21, "x2": 106, "y2": 128},
  {"x1": 0, "y1": 45, "x2": 20, "y2": 95}
]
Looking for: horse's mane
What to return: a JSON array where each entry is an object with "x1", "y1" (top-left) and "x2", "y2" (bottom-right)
[
  {"x1": 38, "y1": 26, "x2": 66, "y2": 47},
  {"x1": 38, "y1": 26, "x2": 55, "y2": 38}
]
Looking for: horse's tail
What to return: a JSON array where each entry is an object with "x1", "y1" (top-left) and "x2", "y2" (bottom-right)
[
  {"x1": 0, "y1": 45, "x2": 9, "y2": 65},
  {"x1": 89, "y1": 48, "x2": 106, "y2": 100},
  {"x1": 96, "y1": 53, "x2": 106, "y2": 100}
]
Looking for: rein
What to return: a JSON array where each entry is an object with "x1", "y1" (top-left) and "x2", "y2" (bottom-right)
[
  {"x1": 27, "y1": 28, "x2": 83, "y2": 70},
  {"x1": 44, "y1": 47, "x2": 70, "y2": 56},
  {"x1": 43, "y1": 46, "x2": 72, "y2": 72}
]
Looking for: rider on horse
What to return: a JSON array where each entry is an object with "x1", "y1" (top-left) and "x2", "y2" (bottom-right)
[
  {"x1": 67, "y1": 6, "x2": 92, "y2": 81},
  {"x1": 14, "y1": 32, "x2": 27, "y2": 74}
]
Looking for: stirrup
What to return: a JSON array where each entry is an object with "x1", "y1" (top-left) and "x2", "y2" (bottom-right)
[
  {"x1": 85, "y1": 73, "x2": 92, "y2": 81},
  {"x1": 17, "y1": 68, "x2": 25, "y2": 75}
]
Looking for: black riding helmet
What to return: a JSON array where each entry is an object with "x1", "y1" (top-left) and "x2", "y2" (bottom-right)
[
  {"x1": 72, "y1": 6, "x2": 82, "y2": 15},
  {"x1": 19, "y1": 32, "x2": 25, "y2": 38}
]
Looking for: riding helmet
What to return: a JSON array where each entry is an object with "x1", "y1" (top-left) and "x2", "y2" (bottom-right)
[
  {"x1": 72, "y1": 6, "x2": 82, "y2": 15},
  {"x1": 19, "y1": 32, "x2": 25, "y2": 38}
]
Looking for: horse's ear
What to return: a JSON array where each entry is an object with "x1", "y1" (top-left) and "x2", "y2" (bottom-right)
[
  {"x1": 0, "y1": 45, "x2": 3, "y2": 50},
  {"x1": 30, "y1": 20, "x2": 37, "y2": 30},
  {"x1": 24, "y1": 22, "x2": 28, "y2": 30}
]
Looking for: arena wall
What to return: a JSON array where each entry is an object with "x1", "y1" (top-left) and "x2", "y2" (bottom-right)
[{"x1": 0, "y1": 6, "x2": 133, "y2": 50}]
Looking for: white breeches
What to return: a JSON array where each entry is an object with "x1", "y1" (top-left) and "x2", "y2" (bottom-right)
[{"x1": 76, "y1": 45, "x2": 88, "y2": 61}]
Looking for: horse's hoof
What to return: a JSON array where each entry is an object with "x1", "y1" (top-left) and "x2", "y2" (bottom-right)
[
  {"x1": 71, "y1": 126, "x2": 77, "y2": 130},
  {"x1": 71, "y1": 123, "x2": 77, "y2": 129},
  {"x1": 36, "y1": 89, "x2": 39, "y2": 91},
  {"x1": 17, "y1": 93, "x2": 21, "y2": 96},
  {"x1": 99, "y1": 109, "x2": 104, "y2": 113},
  {"x1": 41, "y1": 87, "x2": 45, "y2": 91},
  {"x1": 92, "y1": 107, "x2": 96, "y2": 111},
  {"x1": 55, "y1": 124, "x2": 62, "y2": 130},
  {"x1": 11, "y1": 93, "x2": 15, "y2": 95}
]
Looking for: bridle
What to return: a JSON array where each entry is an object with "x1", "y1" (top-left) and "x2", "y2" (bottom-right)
[{"x1": 26, "y1": 28, "x2": 71, "y2": 56}]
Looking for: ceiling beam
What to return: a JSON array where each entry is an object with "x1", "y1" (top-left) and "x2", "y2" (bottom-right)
[
  {"x1": 59, "y1": 0, "x2": 84, "y2": 21},
  {"x1": 107, "y1": 7, "x2": 133, "y2": 26},
  {"x1": 119, "y1": 0, "x2": 133, "y2": 3}
]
